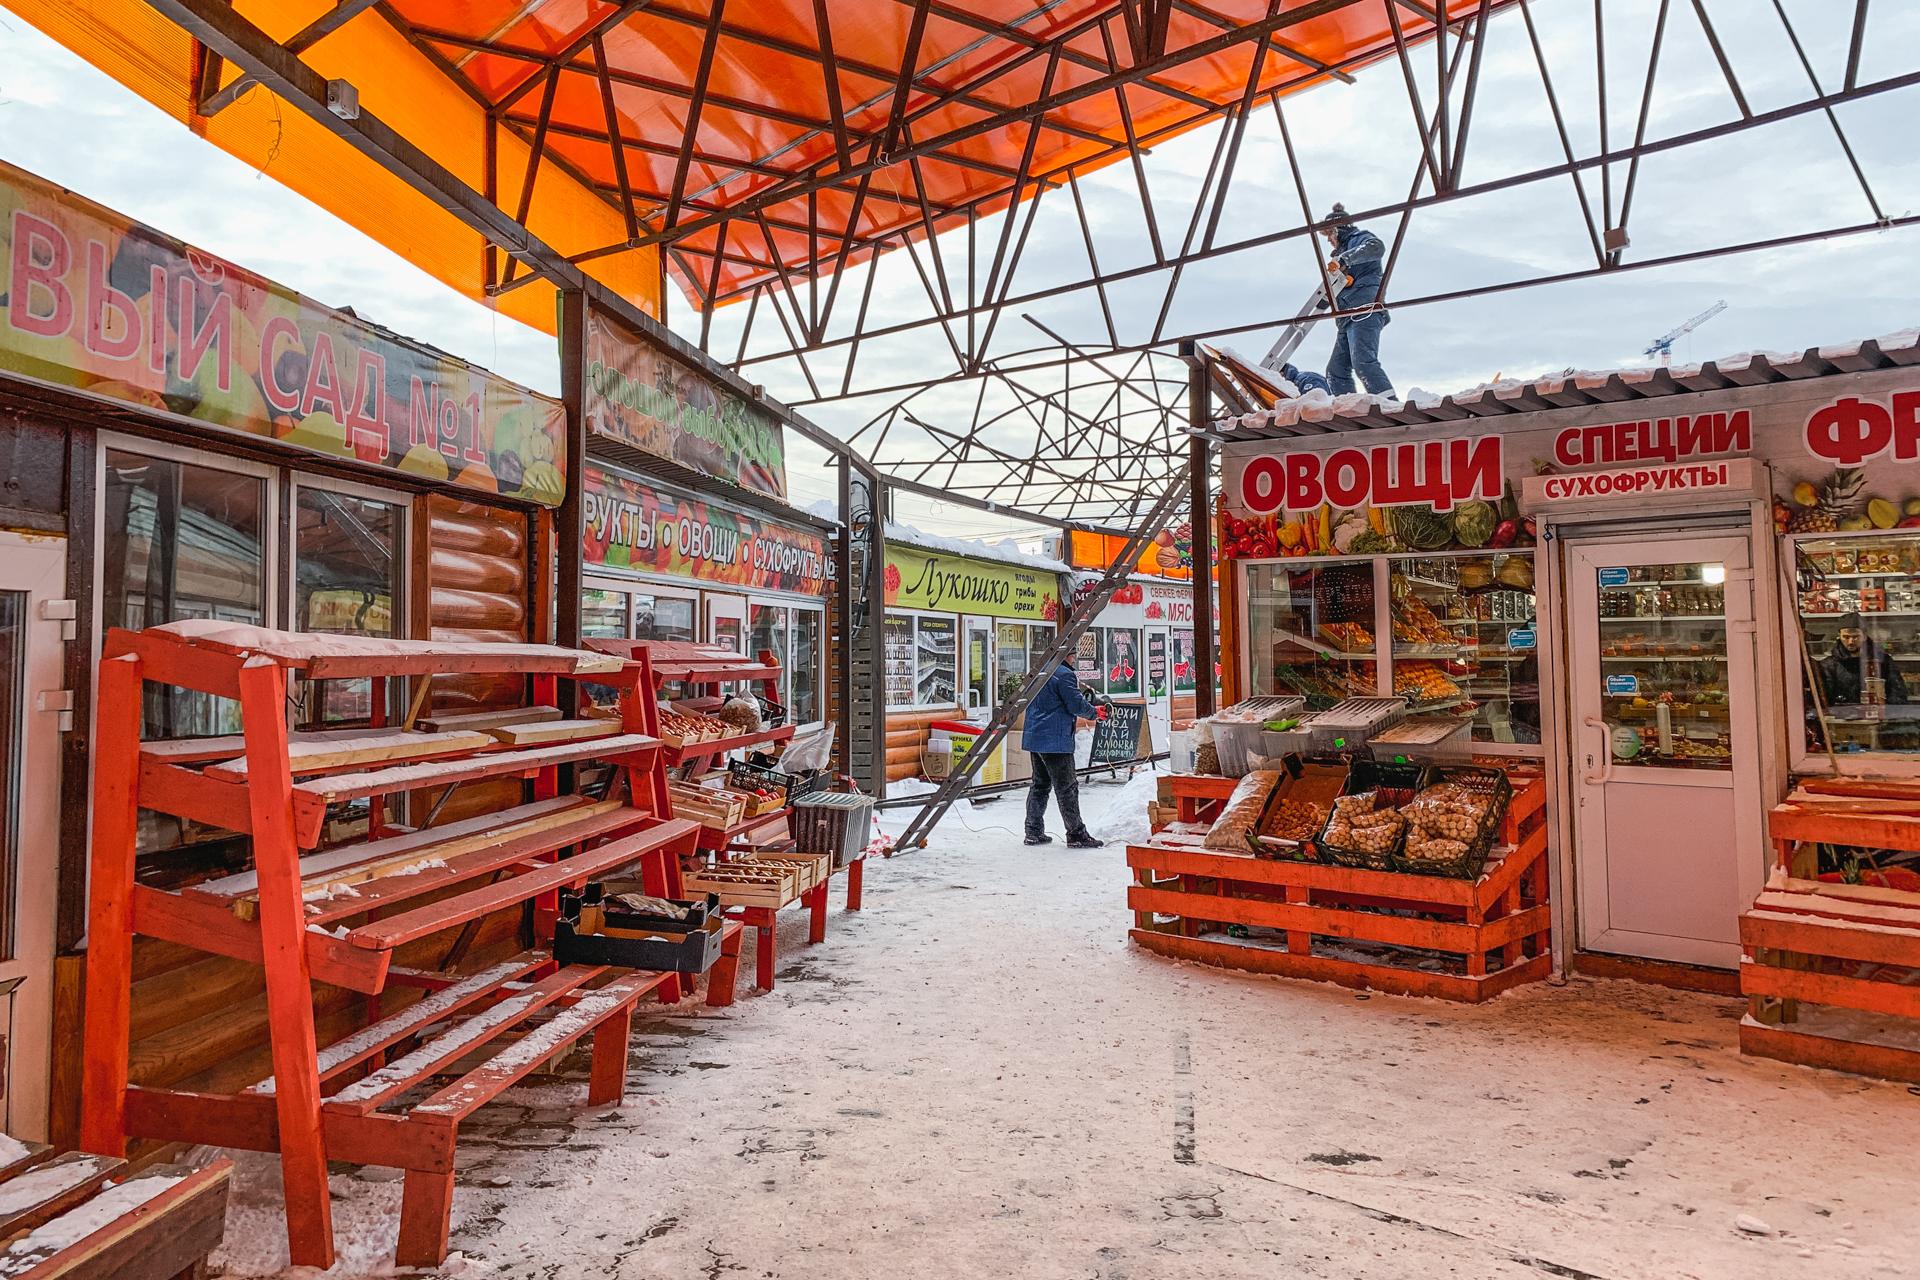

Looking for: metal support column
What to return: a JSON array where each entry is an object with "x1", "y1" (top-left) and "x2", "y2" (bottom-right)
[
  {"x1": 1185, "y1": 341, "x2": 1216, "y2": 718},
  {"x1": 556, "y1": 289, "x2": 589, "y2": 694}
]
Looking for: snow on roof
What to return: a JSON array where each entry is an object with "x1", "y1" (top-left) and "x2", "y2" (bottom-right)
[
  {"x1": 1206, "y1": 327, "x2": 1920, "y2": 441},
  {"x1": 884, "y1": 521, "x2": 1070, "y2": 574}
]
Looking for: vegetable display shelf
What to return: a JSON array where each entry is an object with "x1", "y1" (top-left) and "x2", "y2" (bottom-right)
[
  {"x1": 80, "y1": 625, "x2": 741, "y2": 1272},
  {"x1": 1128, "y1": 773, "x2": 1550, "y2": 1002},
  {"x1": 587, "y1": 638, "x2": 869, "y2": 991},
  {"x1": 1740, "y1": 787, "x2": 1920, "y2": 1084}
]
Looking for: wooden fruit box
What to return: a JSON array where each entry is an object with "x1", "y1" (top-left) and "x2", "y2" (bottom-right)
[
  {"x1": 753, "y1": 852, "x2": 829, "y2": 892},
  {"x1": 684, "y1": 859, "x2": 807, "y2": 908},
  {"x1": 668, "y1": 784, "x2": 747, "y2": 829}
]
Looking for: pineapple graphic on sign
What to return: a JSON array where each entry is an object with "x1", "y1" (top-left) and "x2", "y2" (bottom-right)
[{"x1": 1787, "y1": 468, "x2": 1866, "y2": 534}]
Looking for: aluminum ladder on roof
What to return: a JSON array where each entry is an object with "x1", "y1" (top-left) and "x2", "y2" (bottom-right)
[
  {"x1": 894, "y1": 463, "x2": 1193, "y2": 851},
  {"x1": 1258, "y1": 283, "x2": 1335, "y2": 373}
]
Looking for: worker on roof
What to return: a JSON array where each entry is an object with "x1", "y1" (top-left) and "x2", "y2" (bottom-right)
[
  {"x1": 1279, "y1": 362, "x2": 1331, "y2": 397},
  {"x1": 1319, "y1": 203, "x2": 1395, "y2": 401}
]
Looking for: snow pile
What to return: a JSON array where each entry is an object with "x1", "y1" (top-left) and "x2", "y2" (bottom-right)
[{"x1": 0, "y1": 1134, "x2": 30, "y2": 1169}]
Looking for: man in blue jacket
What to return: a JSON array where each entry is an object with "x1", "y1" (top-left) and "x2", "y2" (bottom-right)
[
  {"x1": 1021, "y1": 660, "x2": 1103, "y2": 848},
  {"x1": 1319, "y1": 203, "x2": 1395, "y2": 399}
]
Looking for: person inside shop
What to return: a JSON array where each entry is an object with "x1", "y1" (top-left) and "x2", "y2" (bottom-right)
[
  {"x1": 1318, "y1": 203, "x2": 1395, "y2": 401},
  {"x1": 1022, "y1": 659, "x2": 1106, "y2": 849},
  {"x1": 1817, "y1": 611, "x2": 1908, "y2": 707}
]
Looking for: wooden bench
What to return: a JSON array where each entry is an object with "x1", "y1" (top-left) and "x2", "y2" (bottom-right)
[{"x1": 0, "y1": 1149, "x2": 231, "y2": 1280}]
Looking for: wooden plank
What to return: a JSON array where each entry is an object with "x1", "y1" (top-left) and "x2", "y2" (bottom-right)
[
  {"x1": 1127, "y1": 884, "x2": 1487, "y2": 953},
  {"x1": 483, "y1": 718, "x2": 621, "y2": 746},
  {"x1": 1740, "y1": 909, "x2": 1920, "y2": 969},
  {"x1": 235, "y1": 657, "x2": 334, "y2": 1269},
  {"x1": 1768, "y1": 875, "x2": 1920, "y2": 911},
  {"x1": 344, "y1": 819, "x2": 700, "y2": 952},
  {"x1": 203, "y1": 729, "x2": 494, "y2": 780},
  {"x1": 417, "y1": 705, "x2": 562, "y2": 734},
  {"x1": 80, "y1": 653, "x2": 143, "y2": 1157},
  {"x1": 411, "y1": 969, "x2": 672, "y2": 1122},
  {"x1": 130, "y1": 886, "x2": 391, "y2": 994},
  {"x1": 1168, "y1": 774, "x2": 1238, "y2": 800},
  {"x1": 1125, "y1": 844, "x2": 1481, "y2": 906},
  {"x1": 1740, "y1": 1017, "x2": 1920, "y2": 1085},
  {"x1": 247, "y1": 954, "x2": 550, "y2": 1095},
  {"x1": 321, "y1": 965, "x2": 602, "y2": 1115},
  {"x1": 192, "y1": 796, "x2": 593, "y2": 903},
  {"x1": 1767, "y1": 804, "x2": 1920, "y2": 854},
  {"x1": 294, "y1": 733, "x2": 660, "y2": 803},
  {"x1": 303, "y1": 805, "x2": 646, "y2": 926},
  {"x1": 1740, "y1": 957, "x2": 1920, "y2": 1020},
  {"x1": 0, "y1": 1142, "x2": 50, "y2": 1184},
  {"x1": 122, "y1": 1088, "x2": 446, "y2": 1173},
  {"x1": 1130, "y1": 929, "x2": 1549, "y2": 1002},
  {"x1": 1753, "y1": 889, "x2": 1920, "y2": 931},
  {"x1": 0, "y1": 1160, "x2": 231, "y2": 1280},
  {"x1": 0, "y1": 1152, "x2": 126, "y2": 1242},
  {"x1": 133, "y1": 758, "x2": 252, "y2": 836}
]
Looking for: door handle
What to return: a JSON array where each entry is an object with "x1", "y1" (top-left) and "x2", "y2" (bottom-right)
[{"x1": 1583, "y1": 715, "x2": 1615, "y2": 786}]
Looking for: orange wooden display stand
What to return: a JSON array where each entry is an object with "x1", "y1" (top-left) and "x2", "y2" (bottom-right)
[
  {"x1": 1128, "y1": 773, "x2": 1551, "y2": 1001},
  {"x1": 588, "y1": 639, "x2": 865, "y2": 993},
  {"x1": 78, "y1": 626, "x2": 740, "y2": 1270},
  {"x1": 1739, "y1": 798, "x2": 1920, "y2": 1084},
  {"x1": 0, "y1": 1148, "x2": 232, "y2": 1279}
]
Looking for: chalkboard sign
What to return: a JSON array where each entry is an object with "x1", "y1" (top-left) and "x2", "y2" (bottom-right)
[{"x1": 1090, "y1": 699, "x2": 1151, "y2": 765}]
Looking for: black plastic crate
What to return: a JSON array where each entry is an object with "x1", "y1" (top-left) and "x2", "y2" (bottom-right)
[
  {"x1": 730, "y1": 759, "x2": 828, "y2": 804},
  {"x1": 554, "y1": 891, "x2": 726, "y2": 974},
  {"x1": 793, "y1": 792, "x2": 875, "y2": 866},
  {"x1": 572, "y1": 881, "x2": 718, "y2": 932},
  {"x1": 1394, "y1": 766, "x2": 1513, "y2": 880}
]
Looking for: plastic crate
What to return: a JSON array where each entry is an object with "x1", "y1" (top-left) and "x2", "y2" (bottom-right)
[
  {"x1": 1316, "y1": 759, "x2": 1431, "y2": 871},
  {"x1": 729, "y1": 759, "x2": 829, "y2": 805},
  {"x1": 1395, "y1": 766, "x2": 1513, "y2": 880},
  {"x1": 1368, "y1": 716, "x2": 1473, "y2": 766},
  {"x1": 793, "y1": 792, "x2": 875, "y2": 866}
]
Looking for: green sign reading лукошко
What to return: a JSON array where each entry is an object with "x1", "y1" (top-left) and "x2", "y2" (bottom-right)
[{"x1": 882, "y1": 544, "x2": 1060, "y2": 622}]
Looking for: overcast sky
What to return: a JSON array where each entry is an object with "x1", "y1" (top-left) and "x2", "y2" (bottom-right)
[{"x1": 3, "y1": 0, "x2": 1915, "y2": 536}]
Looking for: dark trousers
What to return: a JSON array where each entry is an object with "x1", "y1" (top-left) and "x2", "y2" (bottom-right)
[
  {"x1": 1025, "y1": 751, "x2": 1089, "y2": 839},
  {"x1": 1326, "y1": 311, "x2": 1393, "y2": 396}
]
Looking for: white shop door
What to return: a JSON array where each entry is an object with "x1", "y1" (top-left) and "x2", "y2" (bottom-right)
[
  {"x1": 1565, "y1": 531, "x2": 1763, "y2": 968},
  {"x1": 0, "y1": 536, "x2": 67, "y2": 1141}
]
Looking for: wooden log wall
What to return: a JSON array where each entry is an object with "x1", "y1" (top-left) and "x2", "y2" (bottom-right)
[{"x1": 885, "y1": 707, "x2": 959, "y2": 784}]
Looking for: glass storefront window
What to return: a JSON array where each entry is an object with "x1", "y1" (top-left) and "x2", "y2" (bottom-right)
[
  {"x1": 102, "y1": 450, "x2": 266, "y2": 739},
  {"x1": 635, "y1": 594, "x2": 696, "y2": 642},
  {"x1": 915, "y1": 617, "x2": 957, "y2": 706},
  {"x1": 1793, "y1": 534, "x2": 1920, "y2": 758},
  {"x1": 1173, "y1": 629, "x2": 1197, "y2": 692},
  {"x1": 1105, "y1": 627, "x2": 1142, "y2": 695},
  {"x1": 1389, "y1": 553, "x2": 1539, "y2": 745},
  {"x1": 294, "y1": 487, "x2": 403, "y2": 725},
  {"x1": 1245, "y1": 560, "x2": 1377, "y2": 709},
  {"x1": 791, "y1": 609, "x2": 821, "y2": 724},
  {"x1": 1075, "y1": 629, "x2": 1104, "y2": 691},
  {"x1": 996, "y1": 621, "x2": 1028, "y2": 702},
  {"x1": 1593, "y1": 558, "x2": 1733, "y2": 769},
  {"x1": 884, "y1": 615, "x2": 915, "y2": 707},
  {"x1": 582, "y1": 588, "x2": 630, "y2": 638}
]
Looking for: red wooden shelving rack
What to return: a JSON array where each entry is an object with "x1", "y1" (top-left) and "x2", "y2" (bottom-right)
[
  {"x1": 79, "y1": 624, "x2": 741, "y2": 1270},
  {"x1": 587, "y1": 638, "x2": 864, "y2": 992}
]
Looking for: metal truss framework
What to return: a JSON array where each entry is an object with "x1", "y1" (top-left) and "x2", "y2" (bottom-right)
[{"x1": 163, "y1": 0, "x2": 1908, "y2": 527}]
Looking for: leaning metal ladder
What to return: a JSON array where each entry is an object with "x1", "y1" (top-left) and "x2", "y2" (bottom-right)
[{"x1": 895, "y1": 463, "x2": 1194, "y2": 851}]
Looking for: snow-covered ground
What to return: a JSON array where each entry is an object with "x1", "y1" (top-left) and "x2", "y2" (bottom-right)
[{"x1": 213, "y1": 768, "x2": 1920, "y2": 1278}]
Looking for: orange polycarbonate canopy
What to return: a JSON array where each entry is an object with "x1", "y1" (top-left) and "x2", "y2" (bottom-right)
[{"x1": 17, "y1": 0, "x2": 1476, "y2": 335}]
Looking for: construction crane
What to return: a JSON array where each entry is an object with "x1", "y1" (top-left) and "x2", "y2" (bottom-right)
[{"x1": 1645, "y1": 300, "x2": 1728, "y2": 365}]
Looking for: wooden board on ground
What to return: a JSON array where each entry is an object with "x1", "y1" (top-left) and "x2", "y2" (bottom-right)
[
  {"x1": 483, "y1": 718, "x2": 621, "y2": 746},
  {"x1": 417, "y1": 705, "x2": 563, "y2": 734},
  {"x1": 0, "y1": 1160, "x2": 231, "y2": 1280},
  {"x1": 0, "y1": 1152, "x2": 125, "y2": 1242},
  {"x1": 204, "y1": 728, "x2": 493, "y2": 779}
]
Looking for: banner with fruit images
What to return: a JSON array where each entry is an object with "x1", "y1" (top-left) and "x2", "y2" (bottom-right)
[
  {"x1": 0, "y1": 160, "x2": 566, "y2": 505},
  {"x1": 583, "y1": 464, "x2": 829, "y2": 595},
  {"x1": 583, "y1": 306, "x2": 786, "y2": 500},
  {"x1": 1220, "y1": 371, "x2": 1920, "y2": 561}
]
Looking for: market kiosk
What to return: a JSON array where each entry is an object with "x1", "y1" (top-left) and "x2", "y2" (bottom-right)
[{"x1": 1142, "y1": 338, "x2": 1920, "y2": 1074}]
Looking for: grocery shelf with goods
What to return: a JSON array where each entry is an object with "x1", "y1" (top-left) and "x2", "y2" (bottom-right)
[
  {"x1": 1130, "y1": 768, "x2": 1550, "y2": 1001},
  {"x1": 81, "y1": 626, "x2": 734, "y2": 1270}
]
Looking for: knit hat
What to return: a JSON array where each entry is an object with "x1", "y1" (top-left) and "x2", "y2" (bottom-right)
[
  {"x1": 1324, "y1": 202, "x2": 1354, "y2": 227},
  {"x1": 1838, "y1": 611, "x2": 1863, "y2": 629}
]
